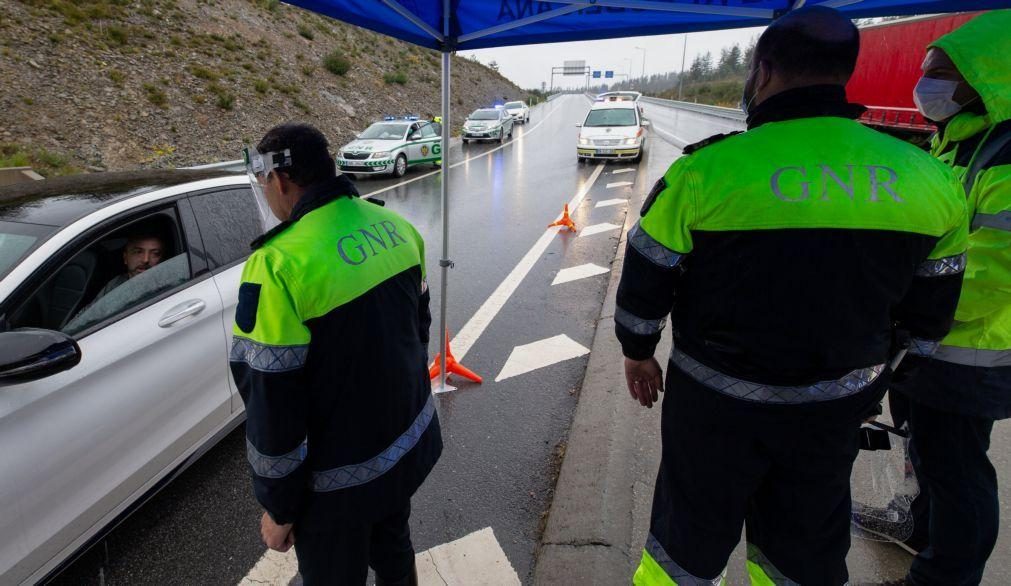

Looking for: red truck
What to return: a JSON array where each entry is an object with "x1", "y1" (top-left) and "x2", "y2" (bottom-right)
[{"x1": 846, "y1": 12, "x2": 981, "y2": 139}]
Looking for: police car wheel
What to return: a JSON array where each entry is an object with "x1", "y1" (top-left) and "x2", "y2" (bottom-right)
[
  {"x1": 463, "y1": 138, "x2": 469, "y2": 144},
  {"x1": 393, "y1": 154, "x2": 408, "y2": 178}
]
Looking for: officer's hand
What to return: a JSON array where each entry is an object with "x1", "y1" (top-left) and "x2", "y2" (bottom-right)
[
  {"x1": 261, "y1": 511, "x2": 296, "y2": 552},
  {"x1": 624, "y1": 357, "x2": 664, "y2": 408}
]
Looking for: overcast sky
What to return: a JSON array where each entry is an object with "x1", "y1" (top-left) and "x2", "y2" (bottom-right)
[{"x1": 459, "y1": 26, "x2": 767, "y2": 90}]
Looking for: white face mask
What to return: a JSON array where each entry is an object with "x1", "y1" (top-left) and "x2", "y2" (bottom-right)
[{"x1": 913, "y1": 77, "x2": 964, "y2": 122}]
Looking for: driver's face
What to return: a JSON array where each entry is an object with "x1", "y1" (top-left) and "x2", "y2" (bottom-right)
[{"x1": 123, "y1": 237, "x2": 164, "y2": 278}]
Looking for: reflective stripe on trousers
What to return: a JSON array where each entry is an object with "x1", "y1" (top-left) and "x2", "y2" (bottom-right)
[
  {"x1": 933, "y1": 345, "x2": 1011, "y2": 367},
  {"x1": 633, "y1": 533, "x2": 725, "y2": 585},
  {"x1": 746, "y1": 543, "x2": 801, "y2": 586},
  {"x1": 311, "y1": 396, "x2": 435, "y2": 491},
  {"x1": 670, "y1": 347, "x2": 885, "y2": 404}
]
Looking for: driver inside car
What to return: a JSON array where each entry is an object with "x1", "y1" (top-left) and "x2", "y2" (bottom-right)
[{"x1": 93, "y1": 232, "x2": 165, "y2": 303}]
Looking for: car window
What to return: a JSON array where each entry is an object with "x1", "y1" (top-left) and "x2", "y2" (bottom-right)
[
  {"x1": 188, "y1": 188, "x2": 261, "y2": 269},
  {"x1": 7, "y1": 209, "x2": 191, "y2": 336},
  {"x1": 505, "y1": 101, "x2": 523, "y2": 108},
  {"x1": 359, "y1": 124, "x2": 408, "y2": 140},
  {"x1": 470, "y1": 110, "x2": 499, "y2": 120},
  {"x1": 62, "y1": 254, "x2": 189, "y2": 335},
  {"x1": 420, "y1": 123, "x2": 437, "y2": 138},
  {"x1": 0, "y1": 221, "x2": 54, "y2": 280},
  {"x1": 584, "y1": 109, "x2": 638, "y2": 127}
]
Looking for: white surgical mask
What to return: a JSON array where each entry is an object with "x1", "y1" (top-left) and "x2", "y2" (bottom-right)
[{"x1": 913, "y1": 77, "x2": 963, "y2": 122}]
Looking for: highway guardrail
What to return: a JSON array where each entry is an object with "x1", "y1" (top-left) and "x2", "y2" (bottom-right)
[{"x1": 639, "y1": 96, "x2": 746, "y2": 123}]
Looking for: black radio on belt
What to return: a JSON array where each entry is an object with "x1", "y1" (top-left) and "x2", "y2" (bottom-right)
[{"x1": 858, "y1": 420, "x2": 909, "y2": 451}]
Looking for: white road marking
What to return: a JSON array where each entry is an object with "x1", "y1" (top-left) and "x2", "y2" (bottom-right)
[
  {"x1": 495, "y1": 334, "x2": 591, "y2": 382},
  {"x1": 417, "y1": 527, "x2": 521, "y2": 585},
  {"x1": 606, "y1": 181, "x2": 633, "y2": 189},
  {"x1": 363, "y1": 101, "x2": 564, "y2": 199},
  {"x1": 552, "y1": 263, "x2": 611, "y2": 286},
  {"x1": 450, "y1": 164, "x2": 606, "y2": 360},
  {"x1": 579, "y1": 222, "x2": 621, "y2": 238},
  {"x1": 612, "y1": 168, "x2": 635, "y2": 174},
  {"x1": 238, "y1": 527, "x2": 517, "y2": 586},
  {"x1": 594, "y1": 198, "x2": 626, "y2": 208},
  {"x1": 650, "y1": 124, "x2": 690, "y2": 149}
]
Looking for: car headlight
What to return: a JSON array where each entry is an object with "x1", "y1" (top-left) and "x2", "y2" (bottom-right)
[
  {"x1": 372, "y1": 152, "x2": 391, "y2": 159},
  {"x1": 579, "y1": 137, "x2": 591, "y2": 146},
  {"x1": 623, "y1": 138, "x2": 638, "y2": 146},
  {"x1": 337, "y1": 150, "x2": 345, "y2": 158}
]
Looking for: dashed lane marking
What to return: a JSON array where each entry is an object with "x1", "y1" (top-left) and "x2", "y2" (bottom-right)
[
  {"x1": 579, "y1": 223, "x2": 622, "y2": 238},
  {"x1": 594, "y1": 198, "x2": 626, "y2": 208},
  {"x1": 450, "y1": 164, "x2": 606, "y2": 361},
  {"x1": 495, "y1": 334, "x2": 591, "y2": 382},
  {"x1": 552, "y1": 263, "x2": 611, "y2": 286},
  {"x1": 606, "y1": 181, "x2": 633, "y2": 189},
  {"x1": 612, "y1": 168, "x2": 635, "y2": 174}
]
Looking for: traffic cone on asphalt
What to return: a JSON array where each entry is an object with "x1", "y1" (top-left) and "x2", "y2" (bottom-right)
[
  {"x1": 429, "y1": 330, "x2": 483, "y2": 384},
  {"x1": 548, "y1": 204, "x2": 577, "y2": 232}
]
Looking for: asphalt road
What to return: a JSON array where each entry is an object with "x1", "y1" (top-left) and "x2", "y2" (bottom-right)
[{"x1": 50, "y1": 95, "x2": 684, "y2": 585}]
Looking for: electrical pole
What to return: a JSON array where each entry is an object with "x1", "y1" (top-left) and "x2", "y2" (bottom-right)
[{"x1": 678, "y1": 34, "x2": 688, "y2": 101}]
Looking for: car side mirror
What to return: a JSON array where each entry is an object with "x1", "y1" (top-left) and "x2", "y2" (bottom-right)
[
  {"x1": 0, "y1": 328, "x2": 81, "y2": 385},
  {"x1": 409, "y1": 133, "x2": 421, "y2": 141},
  {"x1": 641, "y1": 120, "x2": 651, "y2": 128},
  {"x1": 575, "y1": 123, "x2": 582, "y2": 127}
]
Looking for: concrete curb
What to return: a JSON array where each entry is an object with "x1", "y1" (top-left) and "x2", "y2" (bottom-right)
[{"x1": 533, "y1": 185, "x2": 665, "y2": 585}]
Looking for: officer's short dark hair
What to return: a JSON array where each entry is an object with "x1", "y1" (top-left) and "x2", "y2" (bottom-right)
[
  {"x1": 256, "y1": 123, "x2": 336, "y2": 188},
  {"x1": 755, "y1": 6, "x2": 860, "y2": 81}
]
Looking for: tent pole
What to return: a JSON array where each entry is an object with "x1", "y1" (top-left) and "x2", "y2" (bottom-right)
[{"x1": 438, "y1": 49, "x2": 451, "y2": 393}]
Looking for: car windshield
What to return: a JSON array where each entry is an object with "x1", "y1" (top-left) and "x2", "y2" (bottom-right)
[
  {"x1": 584, "y1": 109, "x2": 637, "y2": 127},
  {"x1": 470, "y1": 110, "x2": 500, "y2": 121},
  {"x1": 504, "y1": 102, "x2": 523, "y2": 109},
  {"x1": 0, "y1": 221, "x2": 54, "y2": 281},
  {"x1": 358, "y1": 124, "x2": 408, "y2": 140}
]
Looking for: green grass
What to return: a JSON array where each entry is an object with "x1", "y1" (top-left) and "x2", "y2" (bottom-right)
[
  {"x1": 297, "y1": 24, "x2": 314, "y2": 40},
  {"x1": 106, "y1": 25, "x2": 128, "y2": 46},
  {"x1": 253, "y1": 79, "x2": 269, "y2": 94},
  {"x1": 190, "y1": 65, "x2": 220, "y2": 80},
  {"x1": 300, "y1": 64, "x2": 314, "y2": 77},
  {"x1": 143, "y1": 83, "x2": 167, "y2": 107},
  {"x1": 323, "y1": 52, "x2": 350, "y2": 76},
  {"x1": 0, "y1": 143, "x2": 78, "y2": 177},
  {"x1": 208, "y1": 83, "x2": 234, "y2": 110},
  {"x1": 108, "y1": 69, "x2": 126, "y2": 85},
  {"x1": 383, "y1": 71, "x2": 408, "y2": 85}
]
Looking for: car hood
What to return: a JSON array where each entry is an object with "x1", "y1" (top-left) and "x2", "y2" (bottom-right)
[
  {"x1": 579, "y1": 126, "x2": 639, "y2": 140},
  {"x1": 506, "y1": 108, "x2": 524, "y2": 114},
  {"x1": 341, "y1": 139, "x2": 399, "y2": 153},
  {"x1": 465, "y1": 120, "x2": 500, "y2": 127}
]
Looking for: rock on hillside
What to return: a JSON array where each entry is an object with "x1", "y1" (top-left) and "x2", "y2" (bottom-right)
[{"x1": 0, "y1": 0, "x2": 528, "y2": 172}]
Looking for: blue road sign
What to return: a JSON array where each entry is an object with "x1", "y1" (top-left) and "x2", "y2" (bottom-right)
[
  {"x1": 605, "y1": 70, "x2": 614, "y2": 78},
  {"x1": 592, "y1": 70, "x2": 601, "y2": 78}
]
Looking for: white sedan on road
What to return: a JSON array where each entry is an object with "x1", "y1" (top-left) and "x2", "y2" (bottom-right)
[
  {"x1": 0, "y1": 170, "x2": 256, "y2": 584},
  {"x1": 504, "y1": 101, "x2": 530, "y2": 124},
  {"x1": 576, "y1": 100, "x2": 648, "y2": 163}
]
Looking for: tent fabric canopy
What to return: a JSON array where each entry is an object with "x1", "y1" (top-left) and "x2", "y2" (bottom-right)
[{"x1": 288, "y1": 0, "x2": 1011, "y2": 51}]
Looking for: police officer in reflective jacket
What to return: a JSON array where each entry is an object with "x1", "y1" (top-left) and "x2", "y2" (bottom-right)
[
  {"x1": 615, "y1": 8, "x2": 968, "y2": 585},
  {"x1": 231, "y1": 123, "x2": 441, "y2": 585}
]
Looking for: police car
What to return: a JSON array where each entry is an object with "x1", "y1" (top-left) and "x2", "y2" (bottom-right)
[{"x1": 336, "y1": 116, "x2": 443, "y2": 179}]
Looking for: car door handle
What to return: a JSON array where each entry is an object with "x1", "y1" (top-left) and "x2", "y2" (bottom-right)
[{"x1": 158, "y1": 300, "x2": 206, "y2": 328}]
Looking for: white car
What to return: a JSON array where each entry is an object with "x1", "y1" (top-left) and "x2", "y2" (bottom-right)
[
  {"x1": 504, "y1": 100, "x2": 530, "y2": 124},
  {"x1": 336, "y1": 117, "x2": 442, "y2": 179},
  {"x1": 0, "y1": 170, "x2": 256, "y2": 584},
  {"x1": 462, "y1": 108, "x2": 515, "y2": 143},
  {"x1": 576, "y1": 101, "x2": 648, "y2": 163}
]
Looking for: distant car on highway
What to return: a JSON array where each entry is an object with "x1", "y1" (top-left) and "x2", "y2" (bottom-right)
[
  {"x1": 0, "y1": 169, "x2": 257, "y2": 585},
  {"x1": 336, "y1": 116, "x2": 443, "y2": 178},
  {"x1": 576, "y1": 100, "x2": 648, "y2": 163},
  {"x1": 595, "y1": 91, "x2": 642, "y2": 103},
  {"x1": 504, "y1": 100, "x2": 530, "y2": 124},
  {"x1": 462, "y1": 108, "x2": 515, "y2": 143}
]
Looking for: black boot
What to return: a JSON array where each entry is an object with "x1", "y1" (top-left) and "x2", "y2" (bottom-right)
[{"x1": 375, "y1": 563, "x2": 417, "y2": 586}]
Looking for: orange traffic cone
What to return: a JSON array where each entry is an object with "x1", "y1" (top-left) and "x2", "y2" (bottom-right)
[
  {"x1": 429, "y1": 330, "x2": 483, "y2": 384},
  {"x1": 548, "y1": 204, "x2": 577, "y2": 232}
]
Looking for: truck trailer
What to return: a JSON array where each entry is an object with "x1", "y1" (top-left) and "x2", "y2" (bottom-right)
[{"x1": 846, "y1": 12, "x2": 980, "y2": 140}]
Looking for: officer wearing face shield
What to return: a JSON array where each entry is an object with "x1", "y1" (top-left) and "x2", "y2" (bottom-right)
[
  {"x1": 617, "y1": 7, "x2": 969, "y2": 585},
  {"x1": 852, "y1": 11, "x2": 1011, "y2": 586},
  {"x1": 231, "y1": 123, "x2": 441, "y2": 585}
]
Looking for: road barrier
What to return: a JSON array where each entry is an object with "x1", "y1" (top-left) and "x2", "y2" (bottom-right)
[{"x1": 639, "y1": 96, "x2": 746, "y2": 122}]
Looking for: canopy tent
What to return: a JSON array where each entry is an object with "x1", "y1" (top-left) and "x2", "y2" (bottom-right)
[{"x1": 283, "y1": 0, "x2": 1011, "y2": 391}]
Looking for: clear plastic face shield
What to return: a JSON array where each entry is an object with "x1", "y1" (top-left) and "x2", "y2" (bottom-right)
[{"x1": 242, "y1": 146, "x2": 291, "y2": 231}]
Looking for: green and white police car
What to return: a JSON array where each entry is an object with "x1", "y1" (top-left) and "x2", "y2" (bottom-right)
[{"x1": 336, "y1": 116, "x2": 442, "y2": 178}]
